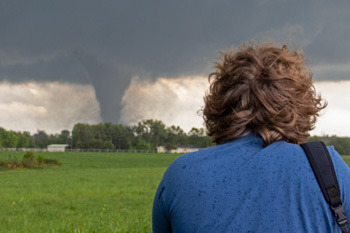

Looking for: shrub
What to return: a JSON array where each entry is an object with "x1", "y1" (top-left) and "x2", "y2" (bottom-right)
[
  {"x1": 0, "y1": 152, "x2": 61, "y2": 170},
  {"x1": 37, "y1": 155, "x2": 45, "y2": 165},
  {"x1": 43, "y1": 158, "x2": 61, "y2": 166},
  {"x1": 22, "y1": 152, "x2": 35, "y2": 168},
  {"x1": 23, "y1": 151, "x2": 35, "y2": 160}
]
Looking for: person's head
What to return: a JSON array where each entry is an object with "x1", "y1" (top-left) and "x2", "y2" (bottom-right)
[{"x1": 203, "y1": 42, "x2": 327, "y2": 146}]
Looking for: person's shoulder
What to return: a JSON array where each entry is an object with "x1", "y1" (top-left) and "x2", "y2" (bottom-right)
[
  {"x1": 327, "y1": 145, "x2": 346, "y2": 162},
  {"x1": 167, "y1": 145, "x2": 219, "y2": 170},
  {"x1": 263, "y1": 140, "x2": 306, "y2": 161},
  {"x1": 162, "y1": 144, "x2": 228, "y2": 182},
  {"x1": 326, "y1": 145, "x2": 350, "y2": 214},
  {"x1": 157, "y1": 147, "x2": 212, "y2": 191},
  {"x1": 326, "y1": 145, "x2": 350, "y2": 176}
]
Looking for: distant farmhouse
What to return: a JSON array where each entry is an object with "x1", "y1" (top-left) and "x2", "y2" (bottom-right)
[
  {"x1": 157, "y1": 146, "x2": 202, "y2": 154},
  {"x1": 47, "y1": 144, "x2": 69, "y2": 152}
]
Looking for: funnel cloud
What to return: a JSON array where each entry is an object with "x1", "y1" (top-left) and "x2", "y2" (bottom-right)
[{"x1": 1, "y1": 0, "x2": 350, "y2": 133}]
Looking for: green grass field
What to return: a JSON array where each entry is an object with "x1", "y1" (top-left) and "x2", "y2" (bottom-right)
[
  {"x1": 0, "y1": 152, "x2": 180, "y2": 233},
  {"x1": 0, "y1": 152, "x2": 349, "y2": 233},
  {"x1": 343, "y1": 155, "x2": 350, "y2": 167}
]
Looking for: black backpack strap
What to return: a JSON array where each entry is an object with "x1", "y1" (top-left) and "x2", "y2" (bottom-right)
[{"x1": 301, "y1": 141, "x2": 349, "y2": 233}]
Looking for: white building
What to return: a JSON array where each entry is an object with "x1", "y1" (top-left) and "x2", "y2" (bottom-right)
[
  {"x1": 157, "y1": 145, "x2": 202, "y2": 154},
  {"x1": 47, "y1": 144, "x2": 69, "y2": 152}
]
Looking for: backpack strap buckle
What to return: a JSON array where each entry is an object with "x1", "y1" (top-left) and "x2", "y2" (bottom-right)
[{"x1": 331, "y1": 204, "x2": 349, "y2": 233}]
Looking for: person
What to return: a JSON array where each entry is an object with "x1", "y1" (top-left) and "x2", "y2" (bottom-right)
[{"x1": 152, "y1": 43, "x2": 350, "y2": 232}]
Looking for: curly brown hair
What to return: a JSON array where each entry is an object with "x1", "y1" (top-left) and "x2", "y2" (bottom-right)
[{"x1": 203, "y1": 43, "x2": 327, "y2": 146}]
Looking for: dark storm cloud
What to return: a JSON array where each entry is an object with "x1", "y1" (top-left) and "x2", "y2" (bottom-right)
[
  {"x1": 0, "y1": 52, "x2": 88, "y2": 83},
  {"x1": 1, "y1": 0, "x2": 350, "y2": 122}
]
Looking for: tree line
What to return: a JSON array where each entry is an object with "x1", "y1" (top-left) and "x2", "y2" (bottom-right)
[
  {"x1": 308, "y1": 135, "x2": 350, "y2": 156},
  {"x1": 0, "y1": 119, "x2": 211, "y2": 150},
  {"x1": 1, "y1": 121, "x2": 350, "y2": 154}
]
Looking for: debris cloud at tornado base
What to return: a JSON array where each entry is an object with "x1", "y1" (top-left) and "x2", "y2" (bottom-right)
[{"x1": 120, "y1": 76, "x2": 209, "y2": 133}]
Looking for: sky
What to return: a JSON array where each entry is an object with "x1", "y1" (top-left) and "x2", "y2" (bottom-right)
[{"x1": 0, "y1": 0, "x2": 350, "y2": 136}]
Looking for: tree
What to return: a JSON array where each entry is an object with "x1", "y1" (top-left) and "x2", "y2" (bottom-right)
[
  {"x1": 134, "y1": 119, "x2": 167, "y2": 149},
  {"x1": 0, "y1": 127, "x2": 5, "y2": 147},
  {"x1": 104, "y1": 140, "x2": 115, "y2": 149},
  {"x1": 166, "y1": 125, "x2": 188, "y2": 147},
  {"x1": 33, "y1": 130, "x2": 51, "y2": 148},
  {"x1": 135, "y1": 139, "x2": 153, "y2": 150},
  {"x1": 72, "y1": 123, "x2": 93, "y2": 148},
  {"x1": 89, "y1": 139, "x2": 105, "y2": 149},
  {"x1": 24, "y1": 131, "x2": 36, "y2": 148},
  {"x1": 110, "y1": 124, "x2": 134, "y2": 149},
  {"x1": 188, "y1": 127, "x2": 205, "y2": 136},
  {"x1": 0, "y1": 119, "x2": 215, "y2": 150},
  {"x1": 16, "y1": 132, "x2": 30, "y2": 148},
  {"x1": 1, "y1": 131, "x2": 18, "y2": 148}
]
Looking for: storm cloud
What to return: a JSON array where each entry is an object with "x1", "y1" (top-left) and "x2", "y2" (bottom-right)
[
  {"x1": 0, "y1": 81, "x2": 101, "y2": 133},
  {"x1": 1, "y1": 0, "x2": 350, "y2": 131},
  {"x1": 121, "y1": 76, "x2": 208, "y2": 132}
]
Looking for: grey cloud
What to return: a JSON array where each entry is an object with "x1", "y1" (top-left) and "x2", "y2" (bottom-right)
[
  {"x1": 0, "y1": 81, "x2": 101, "y2": 134},
  {"x1": 0, "y1": 52, "x2": 88, "y2": 83},
  {"x1": 1, "y1": 0, "x2": 350, "y2": 122},
  {"x1": 311, "y1": 63, "x2": 350, "y2": 81}
]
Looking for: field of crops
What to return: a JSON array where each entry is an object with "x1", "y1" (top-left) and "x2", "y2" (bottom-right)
[{"x1": 0, "y1": 151, "x2": 349, "y2": 233}]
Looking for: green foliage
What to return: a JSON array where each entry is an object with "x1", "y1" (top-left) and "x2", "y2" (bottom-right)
[
  {"x1": 0, "y1": 130, "x2": 18, "y2": 147},
  {"x1": 23, "y1": 151, "x2": 35, "y2": 160},
  {"x1": 135, "y1": 139, "x2": 153, "y2": 150},
  {"x1": 3, "y1": 120, "x2": 350, "y2": 154},
  {"x1": 308, "y1": 135, "x2": 350, "y2": 155},
  {"x1": 43, "y1": 158, "x2": 61, "y2": 166},
  {"x1": 33, "y1": 130, "x2": 50, "y2": 148},
  {"x1": 88, "y1": 139, "x2": 105, "y2": 149},
  {"x1": 0, "y1": 154, "x2": 20, "y2": 169},
  {"x1": 0, "y1": 119, "x2": 214, "y2": 150},
  {"x1": 69, "y1": 119, "x2": 213, "y2": 150},
  {"x1": 22, "y1": 151, "x2": 35, "y2": 168},
  {"x1": 37, "y1": 155, "x2": 45, "y2": 165},
  {"x1": 164, "y1": 142, "x2": 176, "y2": 150},
  {"x1": 103, "y1": 140, "x2": 115, "y2": 149},
  {"x1": 0, "y1": 152, "x2": 61, "y2": 170},
  {"x1": 17, "y1": 133, "x2": 30, "y2": 148}
]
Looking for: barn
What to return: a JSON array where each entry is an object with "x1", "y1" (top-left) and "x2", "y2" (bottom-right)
[
  {"x1": 47, "y1": 144, "x2": 69, "y2": 152},
  {"x1": 157, "y1": 145, "x2": 202, "y2": 154}
]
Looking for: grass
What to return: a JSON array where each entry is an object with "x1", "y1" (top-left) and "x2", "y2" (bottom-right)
[
  {"x1": 342, "y1": 155, "x2": 350, "y2": 167},
  {"x1": 0, "y1": 152, "x2": 180, "y2": 233},
  {"x1": 0, "y1": 152, "x2": 349, "y2": 233}
]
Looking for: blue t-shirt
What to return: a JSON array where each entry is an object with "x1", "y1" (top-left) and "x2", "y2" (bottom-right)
[{"x1": 152, "y1": 133, "x2": 350, "y2": 233}]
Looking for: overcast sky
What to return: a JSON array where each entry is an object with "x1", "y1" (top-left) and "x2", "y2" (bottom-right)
[{"x1": 0, "y1": 0, "x2": 350, "y2": 135}]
